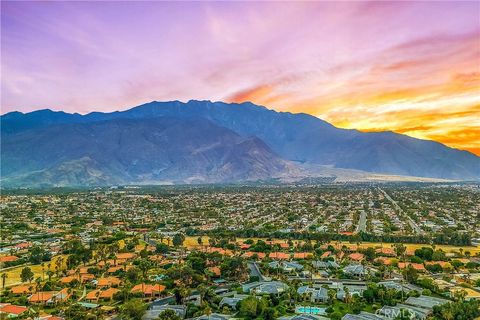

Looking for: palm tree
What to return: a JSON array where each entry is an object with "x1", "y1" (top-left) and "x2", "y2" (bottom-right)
[
  {"x1": 197, "y1": 284, "x2": 207, "y2": 305},
  {"x1": 327, "y1": 288, "x2": 336, "y2": 304},
  {"x1": 1, "y1": 273, "x2": 7, "y2": 290},
  {"x1": 344, "y1": 287, "x2": 351, "y2": 305},
  {"x1": 35, "y1": 277, "x2": 42, "y2": 293}
]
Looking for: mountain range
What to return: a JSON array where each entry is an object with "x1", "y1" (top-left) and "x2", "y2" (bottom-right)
[{"x1": 1, "y1": 100, "x2": 479, "y2": 186}]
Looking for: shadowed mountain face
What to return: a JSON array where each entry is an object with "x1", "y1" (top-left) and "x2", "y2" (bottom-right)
[
  {"x1": 1, "y1": 117, "x2": 294, "y2": 187},
  {"x1": 2, "y1": 100, "x2": 479, "y2": 185}
]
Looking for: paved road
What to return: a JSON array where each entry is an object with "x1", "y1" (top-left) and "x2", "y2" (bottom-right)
[
  {"x1": 247, "y1": 261, "x2": 265, "y2": 281},
  {"x1": 356, "y1": 210, "x2": 367, "y2": 233},
  {"x1": 78, "y1": 286, "x2": 87, "y2": 301},
  {"x1": 378, "y1": 188, "x2": 423, "y2": 234}
]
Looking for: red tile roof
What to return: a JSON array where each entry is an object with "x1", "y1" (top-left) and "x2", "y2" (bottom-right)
[
  {"x1": 11, "y1": 285, "x2": 33, "y2": 295},
  {"x1": 29, "y1": 292, "x2": 55, "y2": 303},
  {"x1": 294, "y1": 252, "x2": 313, "y2": 259},
  {"x1": 0, "y1": 304, "x2": 28, "y2": 315},
  {"x1": 269, "y1": 252, "x2": 290, "y2": 260},
  {"x1": 0, "y1": 255, "x2": 19, "y2": 263},
  {"x1": 131, "y1": 283, "x2": 166, "y2": 295},
  {"x1": 398, "y1": 262, "x2": 426, "y2": 271},
  {"x1": 348, "y1": 253, "x2": 365, "y2": 261}
]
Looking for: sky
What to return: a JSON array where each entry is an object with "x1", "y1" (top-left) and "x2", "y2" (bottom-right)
[{"x1": 1, "y1": 1, "x2": 479, "y2": 155}]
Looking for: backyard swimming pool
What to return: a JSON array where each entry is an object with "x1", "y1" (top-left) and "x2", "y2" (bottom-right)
[{"x1": 295, "y1": 306, "x2": 327, "y2": 315}]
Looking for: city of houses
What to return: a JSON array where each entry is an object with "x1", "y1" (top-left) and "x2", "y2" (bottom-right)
[{"x1": 1, "y1": 184, "x2": 479, "y2": 319}]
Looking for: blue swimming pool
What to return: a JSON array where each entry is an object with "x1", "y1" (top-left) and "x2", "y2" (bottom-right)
[{"x1": 295, "y1": 306, "x2": 326, "y2": 315}]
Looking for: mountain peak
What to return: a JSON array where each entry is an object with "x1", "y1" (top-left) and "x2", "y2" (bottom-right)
[{"x1": 1, "y1": 99, "x2": 478, "y2": 183}]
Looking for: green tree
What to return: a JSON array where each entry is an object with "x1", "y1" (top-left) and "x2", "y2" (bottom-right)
[
  {"x1": 137, "y1": 259, "x2": 153, "y2": 281},
  {"x1": 239, "y1": 296, "x2": 259, "y2": 318},
  {"x1": 263, "y1": 307, "x2": 276, "y2": 320},
  {"x1": 402, "y1": 266, "x2": 418, "y2": 284},
  {"x1": 126, "y1": 267, "x2": 141, "y2": 283},
  {"x1": 120, "y1": 298, "x2": 147, "y2": 320},
  {"x1": 155, "y1": 243, "x2": 170, "y2": 254},
  {"x1": 172, "y1": 233, "x2": 185, "y2": 247},
  {"x1": 29, "y1": 245, "x2": 51, "y2": 264},
  {"x1": 157, "y1": 309, "x2": 181, "y2": 320},
  {"x1": 364, "y1": 247, "x2": 376, "y2": 261},
  {"x1": 20, "y1": 267, "x2": 34, "y2": 283},
  {"x1": 432, "y1": 300, "x2": 480, "y2": 320}
]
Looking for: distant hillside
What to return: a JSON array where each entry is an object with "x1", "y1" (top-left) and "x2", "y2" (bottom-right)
[
  {"x1": 2, "y1": 100, "x2": 479, "y2": 184},
  {"x1": 1, "y1": 117, "x2": 295, "y2": 187}
]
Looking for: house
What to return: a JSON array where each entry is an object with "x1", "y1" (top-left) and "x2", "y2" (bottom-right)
[
  {"x1": 378, "y1": 281, "x2": 422, "y2": 293},
  {"x1": 10, "y1": 285, "x2": 33, "y2": 295},
  {"x1": 99, "y1": 287, "x2": 119, "y2": 300},
  {"x1": 343, "y1": 264, "x2": 368, "y2": 278},
  {"x1": 348, "y1": 253, "x2": 365, "y2": 262},
  {"x1": 107, "y1": 265, "x2": 132, "y2": 273},
  {"x1": 115, "y1": 252, "x2": 137, "y2": 261},
  {"x1": 60, "y1": 276, "x2": 77, "y2": 285},
  {"x1": 280, "y1": 315, "x2": 329, "y2": 320},
  {"x1": 0, "y1": 256, "x2": 19, "y2": 263},
  {"x1": 195, "y1": 313, "x2": 232, "y2": 320},
  {"x1": 208, "y1": 266, "x2": 221, "y2": 277},
  {"x1": 253, "y1": 281, "x2": 288, "y2": 295},
  {"x1": 85, "y1": 290, "x2": 101, "y2": 301},
  {"x1": 131, "y1": 283, "x2": 166, "y2": 298},
  {"x1": 320, "y1": 251, "x2": 332, "y2": 259},
  {"x1": 294, "y1": 252, "x2": 313, "y2": 259},
  {"x1": 376, "y1": 248, "x2": 395, "y2": 257},
  {"x1": 398, "y1": 262, "x2": 426, "y2": 272},
  {"x1": 78, "y1": 267, "x2": 89, "y2": 274},
  {"x1": 268, "y1": 261, "x2": 303, "y2": 272},
  {"x1": 29, "y1": 292, "x2": 55, "y2": 304},
  {"x1": 313, "y1": 260, "x2": 339, "y2": 269},
  {"x1": 143, "y1": 305, "x2": 186, "y2": 320},
  {"x1": 85, "y1": 288, "x2": 119, "y2": 301},
  {"x1": 342, "y1": 312, "x2": 384, "y2": 320},
  {"x1": 269, "y1": 252, "x2": 290, "y2": 260},
  {"x1": 242, "y1": 251, "x2": 266, "y2": 259},
  {"x1": 374, "y1": 257, "x2": 393, "y2": 265},
  {"x1": 80, "y1": 273, "x2": 95, "y2": 283},
  {"x1": 312, "y1": 261, "x2": 329, "y2": 269},
  {"x1": 219, "y1": 294, "x2": 249, "y2": 309},
  {"x1": 377, "y1": 304, "x2": 430, "y2": 319},
  {"x1": 96, "y1": 276, "x2": 121, "y2": 288},
  {"x1": 297, "y1": 286, "x2": 329, "y2": 303},
  {"x1": 49, "y1": 288, "x2": 71, "y2": 303},
  {"x1": 0, "y1": 303, "x2": 28, "y2": 317},
  {"x1": 206, "y1": 247, "x2": 233, "y2": 256},
  {"x1": 280, "y1": 243, "x2": 290, "y2": 249}
]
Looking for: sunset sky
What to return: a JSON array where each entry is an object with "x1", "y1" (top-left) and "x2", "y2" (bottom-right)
[{"x1": 1, "y1": 1, "x2": 479, "y2": 155}]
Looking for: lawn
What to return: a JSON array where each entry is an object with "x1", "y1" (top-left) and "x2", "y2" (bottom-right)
[
  {"x1": 1, "y1": 254, "x2": 69, "y2": 287},
  {"x1": 182, "y1": 236, "x2": 480, "y2": 255}
]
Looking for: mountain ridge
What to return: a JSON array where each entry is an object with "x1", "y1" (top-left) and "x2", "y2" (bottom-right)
[
  {"x1": 1, "y1": 100, "x2": 479, "y2": 184},
  {"x1": 1, "y1": 116, "x2": 296, "y2": 187}
]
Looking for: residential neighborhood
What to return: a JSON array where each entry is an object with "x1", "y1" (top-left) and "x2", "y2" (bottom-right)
[{"x1": 1, "y1": 184, "x2": 479, "y2": 319}]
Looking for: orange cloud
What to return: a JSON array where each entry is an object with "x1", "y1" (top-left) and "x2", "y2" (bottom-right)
[{"x1": 226, "y1": 84, "x2": 274, "y2": 103}]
